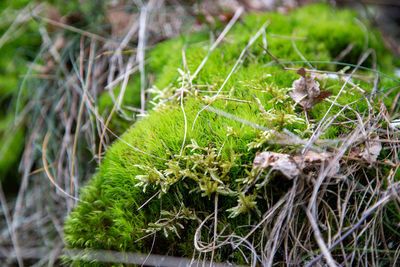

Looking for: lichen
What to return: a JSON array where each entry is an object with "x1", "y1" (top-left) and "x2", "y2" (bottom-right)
[{"x1": 64, "y1": 3, "x2": 399, "y2": 265}]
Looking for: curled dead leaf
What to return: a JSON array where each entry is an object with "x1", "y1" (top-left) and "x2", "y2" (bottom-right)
[
  {"x1": 294, "y1": 151, "x2": 340, "y2": 177},
  {"x1": 350, "y1": 135, "x2": 382, "y2": 165},
  {"x1": 360, "y1": 135, "x2": 382, "y2": 164},
  {"x1": 253, "y1": 151, "x2": 300, "y2": 178},
  {"x1": 253, "y1": 150, "x2": 339, "y2": 179},
  {"x1": 289, "y1": 67, "x2": 332, "y2": 109}
]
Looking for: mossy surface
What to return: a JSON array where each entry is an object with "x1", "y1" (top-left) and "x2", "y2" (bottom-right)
[{"x1": 64, "y1": 4, "x2": 399, "y2": 265}]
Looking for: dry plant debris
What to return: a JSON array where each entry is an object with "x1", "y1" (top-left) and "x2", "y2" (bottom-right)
[
  {"x1": 349, "y1": 135, "x2": 383, "y2": 165},
  {"x1": 359, "y1": 135, "x2": 382, "y2": 164},
  {"x1": 253, "y1": 151, "x2": 300, "y2": 178},
  {"x1": 289, "y1": 67, "x2": 332, "y2": 109},
  {"x1": 253, "y1": 150, "x2": 339, "y2": 179}
]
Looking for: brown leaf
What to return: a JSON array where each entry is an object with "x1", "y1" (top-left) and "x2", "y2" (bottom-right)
[
  {"x1": 293, "y1": 151, "x2": 330, "y2": 166},
  {"x1": 218, "y1": 13, "x2": 234, "y2": 23},
  {"x1": 360, "y1": 135, "x2": 382, "y2": 164},
  {"x1": 254, "y1": 152, "x2": 300, "y2": 179},
  {"x1": 254, "y1": 150, "x2": 340, "y2": 179},
  {"x1": 289, "y1": 70, "x2": 332, "y2": 109},
  {"x1": 294, "y1": 151, "x2": 339, "y2": 177},
  {"x1": 297, "y1": 67, "x2": 306, "y2": 78},
  {"x1": 348, "y1": 135, "x2": 382, "y2": 165}
]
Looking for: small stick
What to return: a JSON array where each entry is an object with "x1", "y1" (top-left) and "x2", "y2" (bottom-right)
[
  {"x1": 210, "y1": 193, "x2": 219, "y2": 267},
  {"x1": 258, "y1": 44, "x2": 286, "y2": 69},
  {"x1": 207, "y1": 120, "x2": 216, "y2": 137},
  {"x1": 258, "y1": 44, "x2": 371, "y2": 81},
  {"x1": 218, "y1": 97, "x2": 251, "y2": 103},
  {"x1": 33, "y1": 15, "x2": 126, "y2": 48}
]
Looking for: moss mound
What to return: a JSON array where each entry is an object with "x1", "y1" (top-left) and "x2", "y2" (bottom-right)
[{"x1": 64, "y1": 4, "x2": 400, "y2": 265}]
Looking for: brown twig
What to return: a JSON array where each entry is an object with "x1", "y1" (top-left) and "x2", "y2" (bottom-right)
[
  {"x1": 33, "y1": 15, "x2": 127, "y2": 48},
  {"x1": 258, "y1": 44, "x2": 371, "y2": 81}
]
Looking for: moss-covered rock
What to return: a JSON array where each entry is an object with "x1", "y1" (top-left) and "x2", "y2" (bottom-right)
[{"x1": 64, "y1": 4, "x2": 399, "y2": 265}]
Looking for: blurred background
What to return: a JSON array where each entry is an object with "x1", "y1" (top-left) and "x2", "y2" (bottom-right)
[{"x1": 0, "y1": 0, "x2": 399, "y2": 265}]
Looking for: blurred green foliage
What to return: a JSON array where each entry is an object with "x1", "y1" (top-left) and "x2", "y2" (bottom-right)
[
  {"x1": 0, "y1": 0, "x2": 41, "y2": 181},
  {"x1": 0, "y1": 0, "x2": 110, "y2": 183}
]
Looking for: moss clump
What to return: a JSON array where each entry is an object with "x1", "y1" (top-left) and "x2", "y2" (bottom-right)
[{"x1": 64, "y1": 3, "x2": 399, "y2": 265}]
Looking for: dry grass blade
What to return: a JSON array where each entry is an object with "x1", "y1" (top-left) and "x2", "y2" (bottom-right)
[
  {"x1": 306, "y1": 208, "x2": 338, "y2": 267},
  {"x1": 97, "y1": 1, "x2": 158, "y2": 164},
  {"x1": 307, "y1": 182, "x2": 400, "y2": 266},
  {"x1": 302, "y1": 49, "x2": 373, "y2": 153},
  {"x1": 210, "y1": 193, "x2": 219, "y2": 267},
  {"x1": 32, "y1": 14, "x2": 126, "y2": 48},
  {"x1": 190, "y1": 6, "x2": 244, "y2": 82},
  {"x1": 64, "y1": 248, "x2": 245, "y2": 267},
  {"x1": 191, "y1": 20, "x2": 270, "y2": 130},
  {"x1": 70, "y1": 38, "x2": 95, "y2": 196},
  {"x1": 137, "y1": 4, "x2": 148, "y2": 114},
  {"x1": 259, "y1": 44, "x2": 372, "y2": 80},
  {"x1": 42, "y1": 132, "x2": 86, "y2": 203},
  {"x1": 179, "y1": 49, "x2": 189, "y2": 156},
  {"x1": 0, "y1": 3, "x2": 43, "y2": 49},
  {"x1": 0, "y1": 183, "x2": 24, "y2": 267}
]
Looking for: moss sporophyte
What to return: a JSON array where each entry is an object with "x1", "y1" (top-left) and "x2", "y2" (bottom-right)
[{"x1": 64, "y1": 3, "x2": 400, "y2": 265}]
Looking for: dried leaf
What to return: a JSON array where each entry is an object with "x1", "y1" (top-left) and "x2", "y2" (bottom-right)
[
  {"x1": 253, "y1": 151, "x2": 300, "y2": 179},
  {"x1": 349, "y1": 135, "x2": 382, "y2": 165},
  {"x1": 289, "y1": 68, "x2": 332, "y2": 109},
  {"x1": 297, "y1": 67, "x2": 306, "y2": 78},
  {"x1": 360, "y1": 135, "x2": 382, "y2": 164},
  {"x1": 293, "y1": 151, "x2": 330, "y2": 168},
  {"x1": 254, "y1": 150, "x2": 340, "y2": 179},
  {"x1": 293, "y1": 151, "x2": 339, "y2": 177}
]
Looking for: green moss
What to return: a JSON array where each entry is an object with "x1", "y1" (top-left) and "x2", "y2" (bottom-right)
[{"x1": 64, "y1": 3, "x2": 399, "y2": 265}]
